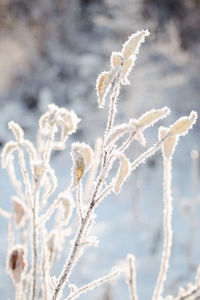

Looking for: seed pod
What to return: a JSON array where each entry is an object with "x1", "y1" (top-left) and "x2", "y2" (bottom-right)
[
  {"x1": 7, "y1": 245, "x2": 26, "y2": 285},
  {"x1": 169, "y1": 111, "x2": 197, "y2": 136},
  {"x1": 113, "y1": 154, "x2": 131, "y2": 194},
  {"x1": 71, "y1": 143, "x2": 93, "y2": 188}
]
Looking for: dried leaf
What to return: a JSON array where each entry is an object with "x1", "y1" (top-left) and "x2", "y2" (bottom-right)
[
  {"x1": 110, "y1": 52, "x2": 122, "y2": 68},
  {"x1": 11, "y1": 196, "x2": 25, "y2": 227},
  {"x1": 138, "y1": 107, "x2": 170, "y2": 130},
  {"x1": 60, "y1": 191, "x2": 74, "y2": 222},
  {"x1": 169, "y1": 111, "x2": 197, "y2": 136},
  {"x1": 113, "y1": 154, "x2": 131, "y2": 194},
  {"x1": 121, "y1": 30, "x2": 150, "y2": 60},
  {"x1": 96, "y1": 70, "x2": 115, "y2": 108},
  {"x1": 71, "y1": 143, "x2": 93, "y2": 188},
  {"x1": 159, "y1": 127, "x2": 178, "y2": 160},
  {"x1": 121, "y1": 58, "x2": 134, "y2": 85},
  {"x1": 7, "y1": 245, "x2": 26, "y2": 285}
]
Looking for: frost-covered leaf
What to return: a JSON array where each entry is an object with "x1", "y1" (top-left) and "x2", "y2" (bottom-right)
[
  {"x1": 113, "y1": 154, "x2": 131, "y2": 194},
  {"x1": 169, "y1": 111, "x2": 197, "y2": 136},
  {"x1": 110, "y1": 52, "x2": 122, "y2": 68},
  {"x1": 96, "y1": 70, "x2": 116, "y2": 108},
  {"x1": 121, "y1": 30, "x2": 150, "y2": 60},
  {"x1": 159, "y1": 127, "x2": 178, "y2": 161},
  {"x1": 121, "y1": 58, "x2": 134, "y2": 85},
  {"x1": 71, "y1": 143, "x2": 93, "y2": 188},
  {"x1": 138, "y1": 107, "x2": 170, "y2": 130}
]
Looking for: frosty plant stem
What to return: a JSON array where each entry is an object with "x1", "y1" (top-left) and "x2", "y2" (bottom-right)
[
  {"x1": 1, "y1": 30, "x2": 199, "y2": 300},
  {"x1": 31, "y1": 123, "x2": 56, "y2": 300},
  {"x1": 52, "y1": 68, "x2": 122, "y2": 300},
  {"x1": 105, "y1": 71, "x2": 121, "y2": 135},
  {"x1": 64, "y1": 267, "x2": 120, "y2": 300},
  {"x1": 152, "y1": 111, "x2": 197, "y2": 300},
  {"x1": 127, "y1": 254, "x2": 138, "y2": 300},
  {"x1": 152, "y1": 158, "x2": 173, "y2": 300}
]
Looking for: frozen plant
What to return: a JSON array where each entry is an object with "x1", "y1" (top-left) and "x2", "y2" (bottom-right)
[{"x1": 0, "y1": 30, "x2": 199, "y2": 300}]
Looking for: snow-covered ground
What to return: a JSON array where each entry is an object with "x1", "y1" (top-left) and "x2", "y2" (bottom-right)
[{"x1": 0, "y1": 0, "x2": 200, "y2": 299}]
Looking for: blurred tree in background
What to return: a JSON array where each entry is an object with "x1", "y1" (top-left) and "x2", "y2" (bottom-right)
[{"x1": 142, "y1": 0, "x2": 200, "y2": 51}]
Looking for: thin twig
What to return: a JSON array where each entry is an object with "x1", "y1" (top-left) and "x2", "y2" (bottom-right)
[
  {"x1": 105, "y1": 72, "x2": 121, "y2": 135},
  {"x1": 64, "y1": 268, "x2": 120, "y2": 300},
  {"x1": 18, "y1": 145, "x2": 33, "y2": 209},
  {"x1": 152, "y1": 158, "x2": 173, "y2": 300},
  {"x1": 127, "y1": 254, "x2": 138, "y2": 300},
  {"x1": 37, "y1": 196, "x2": 62, "y2": 228},
  {"x1": 118, "y1": 131, "x2": 136, "y2": 153},
  {"x1": 131, "y1": 136, "x2": 168, "y2": 171},
  {"x1": 0, "y1": 208, "x2": 10, "y2": 219},
  {"x1": 95, "y1": 184, "x2": 113, "y2": 205},
  {"x1": 52, "y1": 70, "x2": 122, "y2": 300},
  {"x1": 30, "y1": 125, "x2": 56, "y2": 300},
  {"x1": 77, "y1": 182, "x2": 83, "y2": 222}
]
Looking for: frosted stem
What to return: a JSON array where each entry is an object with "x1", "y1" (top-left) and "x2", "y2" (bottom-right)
[
  {"x1": 105, "y1": 72, "x2": 121, "y2": 135},
  {"x1": 18, "y1": 145, "x2": 33, "y2": 208},
  {"x1": 118, "y1": 131, "x2": 136, "y2": 153},
  {"x1": 152, "y1": 158, "x2": 173, "y2": 300},
  {"x1": 30, "y1": 188, "x2": 38, "y2": 300},
  {"x1": 127, "y1": 254, "x2": 138, "y2": 300},
  {"x1": 30, "y1": 125, "x2": 56, "y2": 300},
  {"x1": 131, "y1": 135, "x2": 169, "y2": 171},
  {"x1": 77, "y1": 182, "x2": 83, "y2": 222},
  {"x1": 52, "y1": 111, "x2": 117, "y2": 299},
  {"x1": 64, "y1": 268, "x2": 120, "y2": 300}
]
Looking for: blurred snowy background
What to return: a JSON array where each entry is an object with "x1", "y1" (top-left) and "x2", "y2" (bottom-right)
[{"x1": 0, "y1": 0, "x2": 200, "y2": 299}]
